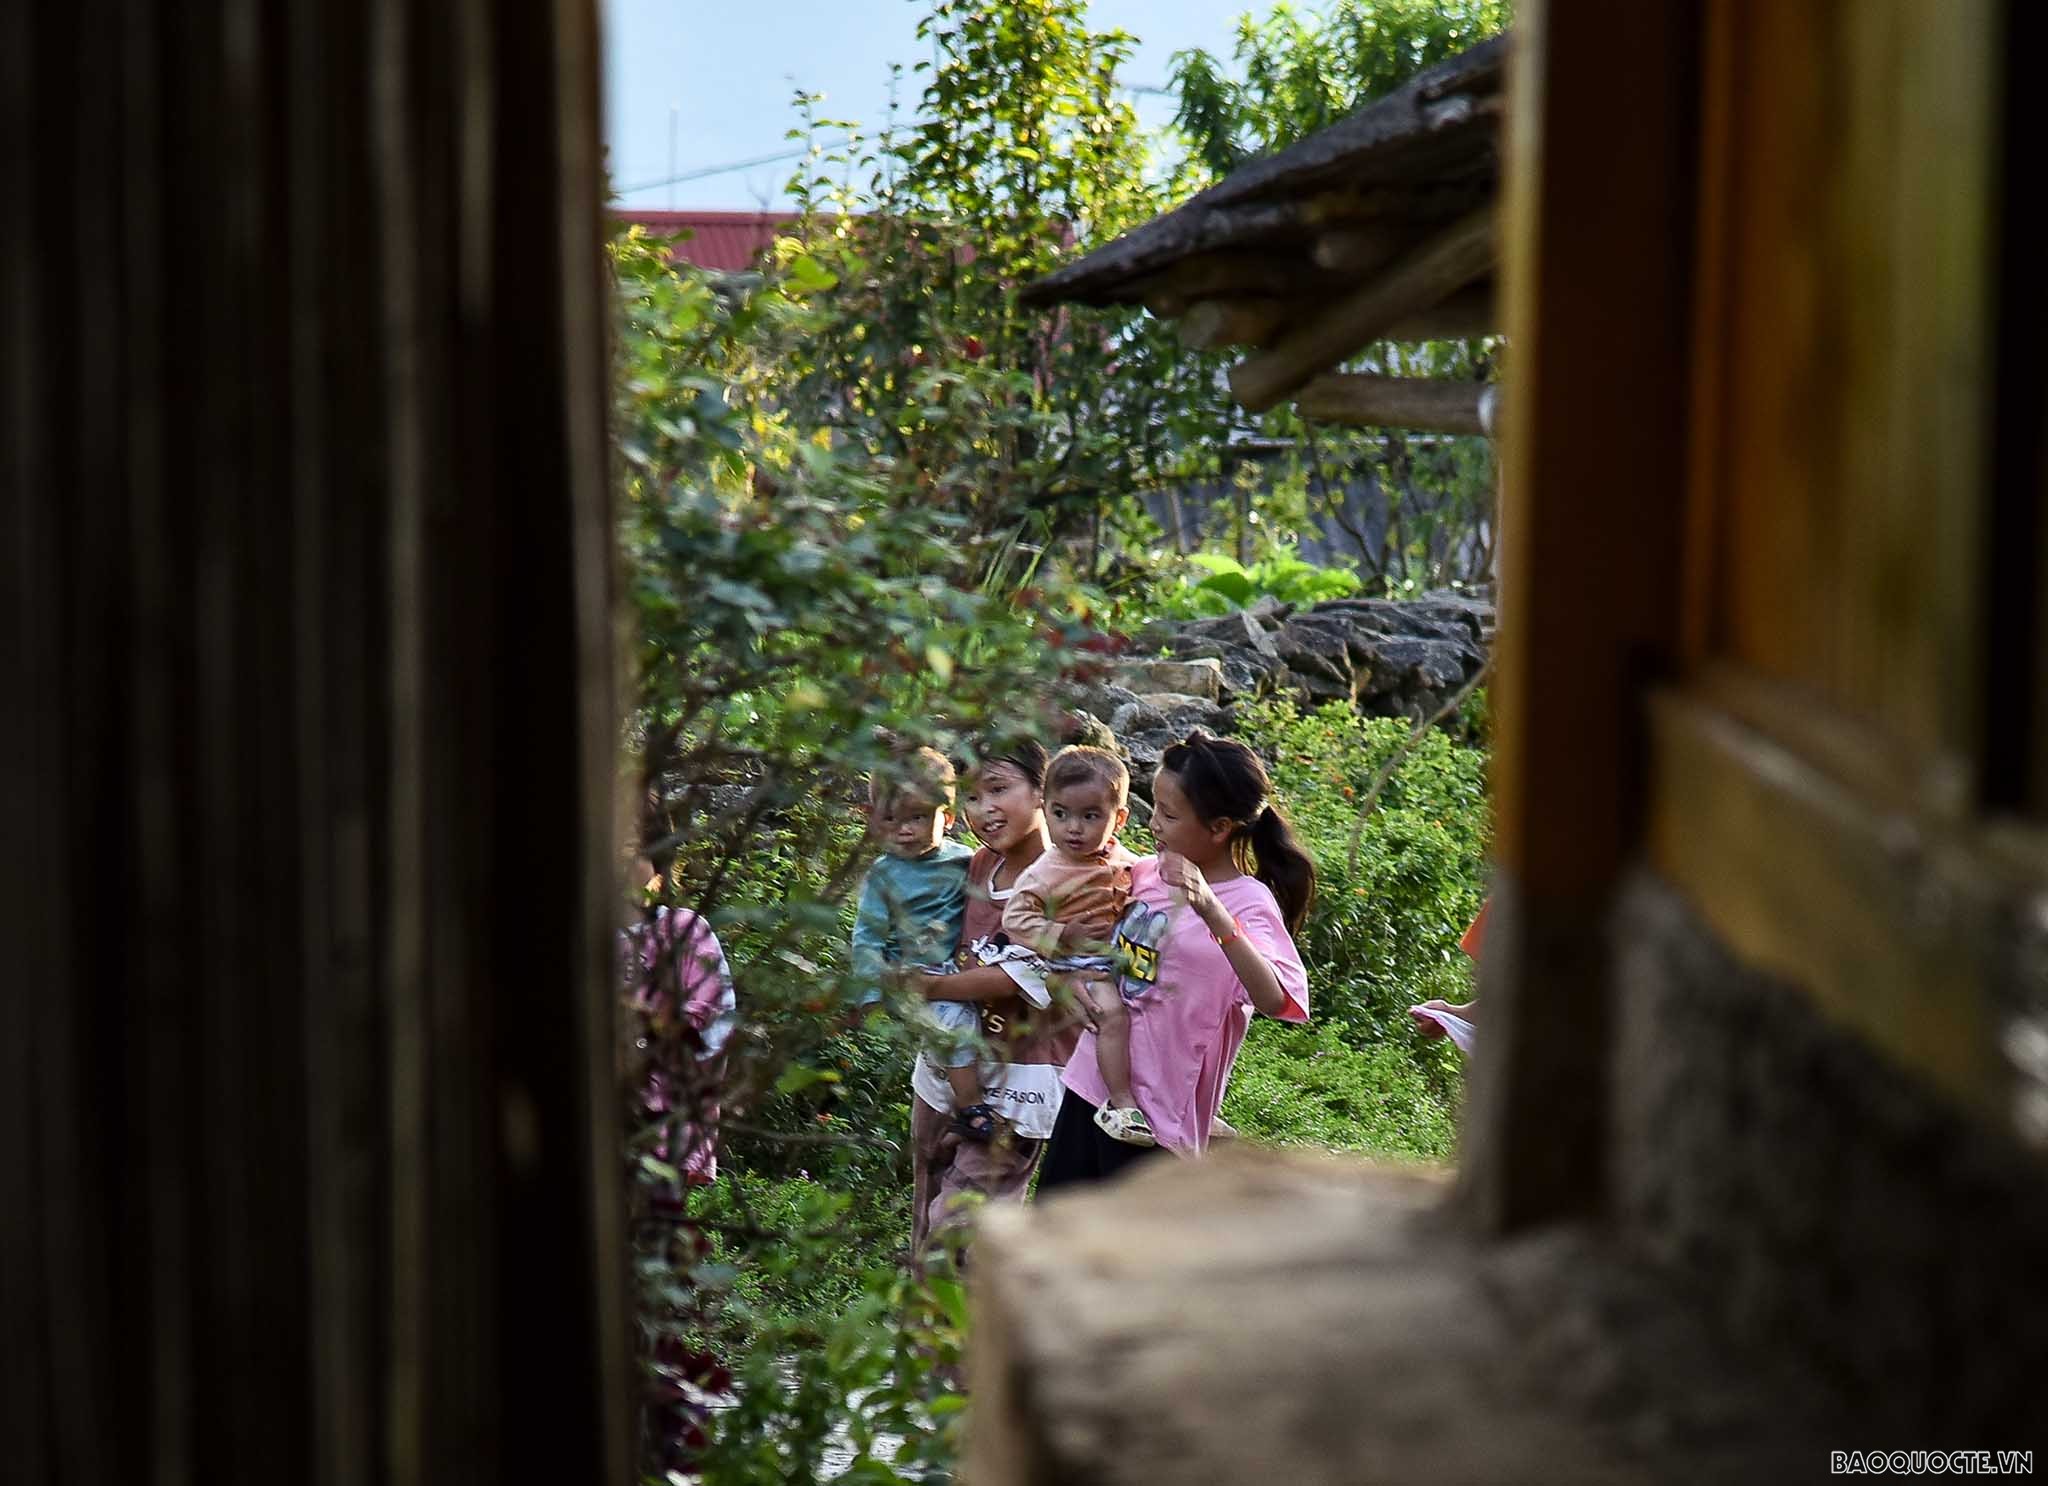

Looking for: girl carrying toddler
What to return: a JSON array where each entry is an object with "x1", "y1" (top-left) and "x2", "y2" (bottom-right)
[
  {"x1": 1000, "y1": 746, "x2": 1151, "y2": 1145},
  {"x1": 1038, "y1": 730, "x2": 1315, "y2": 1190}
]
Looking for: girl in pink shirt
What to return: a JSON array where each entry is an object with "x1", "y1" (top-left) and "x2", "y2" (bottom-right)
[
  {"x1": 624, "y1": 857, "x2": 739, "y2": 1188},
  {"x1": 1038, "y1": 731, "x2": 1315, "y2": 1189}
]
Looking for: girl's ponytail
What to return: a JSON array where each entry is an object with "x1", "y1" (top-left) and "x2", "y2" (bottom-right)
[
  {"x1": 1158, "y1": 730, "x2": 1317, "y2": 933},
  {"x1": 1244, "y1": 803, "x2": 1316, "y2": 934}
]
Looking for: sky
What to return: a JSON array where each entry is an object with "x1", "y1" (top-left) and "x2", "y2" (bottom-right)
[{"x1": 603, "y1": 0, "x2": 1260, "y2": 211}]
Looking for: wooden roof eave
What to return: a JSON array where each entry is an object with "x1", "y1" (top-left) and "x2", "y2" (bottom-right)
[{"x1": 1021, "y1": 34, "x2": 1512, "y2": 435}]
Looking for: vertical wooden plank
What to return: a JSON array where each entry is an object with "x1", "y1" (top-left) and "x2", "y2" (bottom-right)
[
  {"x1": 1, "y1": 5, "x2": 86, "y2": 1475},
  {"x1": 1471, "y1": 0, "x2": 1699, "y2": 1229},
  {"x1": 1693, "y1": 0, "x2": 1995, "y2": 774},
  {"x1": 6, "y1": 0, "x2": 623, "y2": 1477},
  {"x1": 1983, "y1": 0, "x2": 2048, "y2": 821},
  {"x1": 366, "y1": 0, "x2": 433, "y2": 1475},
  {"x1": 487, "y1": 0, "x2": 631, "y2": 1474},
  {"x1": 291, "y1": 0, "x2": 390, "y2": 1477},
  {"x1": 1678, "y1": 0, "x2": 1739, "y2": 668}
]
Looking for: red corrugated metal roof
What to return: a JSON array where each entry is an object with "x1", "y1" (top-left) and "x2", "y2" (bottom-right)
[{"x1": 611, "y1": 210, "x2": 810, "y2": 271}]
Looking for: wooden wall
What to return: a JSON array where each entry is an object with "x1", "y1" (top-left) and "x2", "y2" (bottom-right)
[
  {"x1": 1478, "y1": 0, "x2": 2047, "y2": 1227},
  {"x1": 0, "y1": 1, "x2": 627, "y2": 1480},
  {"x1": 1653, "y1": 0, "x2": 2048, "y2": 1132}
]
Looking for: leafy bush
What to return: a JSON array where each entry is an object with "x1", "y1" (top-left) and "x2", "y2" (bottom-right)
[
  {"x1": 614, "y1": 0, "x2": 1506, "y2": 1473},
  {"x1": 1147, "y1": 549, "x2": 1363, "y2": 619},
  {"x1": 680, "y1": 1173, "x2": 969, "y2": 1484},
  {"x1": 1224, "y1": 1019, "x2": 1459, "y2": 1160},
  {"x1": 1234, "y1": 698, "x2": 1489, "y2": 1112}
]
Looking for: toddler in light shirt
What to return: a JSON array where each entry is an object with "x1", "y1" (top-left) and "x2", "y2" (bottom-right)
[{"x1": 1002, "y1": 745, "x2": 1150, "y2": 1145}]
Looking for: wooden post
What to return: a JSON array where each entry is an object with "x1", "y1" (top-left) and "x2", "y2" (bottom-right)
[
  {"x1": 1383, "y1": 282, "x2": 1500, "y2": 341},
  {"x1": 0, "y1": 0, "x2": 628, "y2": 1477},
  {"x1": 1137, "y1": 249, "x2": 1327, "y2": 318},
  {"x1": 1463, "y1": 0, "x2": 1699, "y2": 1233}
]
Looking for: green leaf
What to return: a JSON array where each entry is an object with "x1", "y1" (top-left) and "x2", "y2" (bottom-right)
[
  {"x1": 926, "y1": 1275, "x2": 969, "y2": 1332},
  {"x1": 785, "y1": 252, "x2": 840, "y2": 295},
  {"x1": 773, "y1": 1064, "x2": 842, "y2": 1095}
]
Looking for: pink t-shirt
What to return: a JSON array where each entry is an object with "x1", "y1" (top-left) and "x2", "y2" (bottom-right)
[
  {"x1": 1061, "y1": 858, "x2": 1309, "y2": 1154},
  {"x1": 626, "y1": 908, "x2": 738, "y2": 1183}
]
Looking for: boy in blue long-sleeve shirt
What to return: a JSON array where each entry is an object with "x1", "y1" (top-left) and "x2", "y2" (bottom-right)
[{"x1": 851, "y1": 747, "x2": 994, "y2": 1139}]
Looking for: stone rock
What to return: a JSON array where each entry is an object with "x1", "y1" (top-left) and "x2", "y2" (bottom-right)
[
  {"x1": 1161, "y1": 634, "x2": 1286, "y2": 699},
  {"x1": 1082, "y1": 681, "x2": 1147, "y2": 725},
  {"x1": 1244, "y1": 594, "x2": 1292, "y2": 628},
  {"x1": 1213, "y1": 645, "x2": 1286, "y2": 699},
  {"x1": 1107, "y1": 698, "x2": 1167, "y2": 737},
  {"x1": 1272, "y1": 616, "x2": 1360, "y2": 701},
  {"x1": 1105, "y1": 656, "x2": 1223, "y2": 701},
  {"x1": 1350, "y1": 635, "x2": 1476, "y2": 699},
  {"x1": 1093, "y1": 595, "x2": 1493, "y2": 761},
  {"x1": 1138, "y1": 691, "x2": 1231, "y2": 733},
  {"x1": 1175, "y1": 608, "x2": 1281, "y2": 659},
  {"x1": 1123, "y1": 730, "x2": 1172, "y2": 774}
]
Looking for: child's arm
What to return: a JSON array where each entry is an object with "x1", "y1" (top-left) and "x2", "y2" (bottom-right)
[
  {"x1": 1157, "y1": 852, "x2": 1304, "y2": 1020},
  {"x1": 1001, "y1": 882, "x2": 1064, "y2": 958},
  {"x1": 848, "y1": 868, "x2": 896, "y2": 1005}
]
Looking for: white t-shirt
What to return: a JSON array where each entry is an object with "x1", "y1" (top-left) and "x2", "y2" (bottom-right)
[{"x1": 910, "y1": 867, "x2": 1068, "y2": 1139}]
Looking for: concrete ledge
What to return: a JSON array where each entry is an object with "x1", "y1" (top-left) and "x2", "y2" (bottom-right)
[{"x1": 969, "y1": 1147, "x2": 1845, "y2": 1484}]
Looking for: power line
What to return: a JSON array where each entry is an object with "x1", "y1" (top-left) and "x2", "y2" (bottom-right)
[
  {"x1": 613, "y1": 77, "x2": 1182, "y2": 199},
  {"x1": 614, "y1": 139, "x2": 853, "y2": 198}
]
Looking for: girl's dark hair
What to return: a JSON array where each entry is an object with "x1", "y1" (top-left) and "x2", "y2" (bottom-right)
[
  {"x1": 1157, "y1": 730, "x2": 1316, "y2": 933},
  {"x1": 965, "y1": 731, "x2": 1051, "y2": 791}
]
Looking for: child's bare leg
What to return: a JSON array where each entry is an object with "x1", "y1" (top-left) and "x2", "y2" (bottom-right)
[{"x1": 1081, "y1": 979, "x2": 1136, "y2": 1110}]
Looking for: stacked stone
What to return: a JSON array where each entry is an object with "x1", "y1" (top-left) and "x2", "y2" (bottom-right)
[{"x1": 1077, "y1": 593, "x2": 1494, "y2": 774}]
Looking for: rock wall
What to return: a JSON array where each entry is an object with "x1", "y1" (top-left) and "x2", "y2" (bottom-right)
[
  {"x1": 1077, "y1": 593, "x2": 1494, "y2": 771},
  {"x1": 1610, "y1": 873, "x2": 2048, "y2": 1440}
]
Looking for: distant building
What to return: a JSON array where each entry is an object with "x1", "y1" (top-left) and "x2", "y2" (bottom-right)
[{"x1": 609, "y1": 209, "x2": 818, "y2": 272}]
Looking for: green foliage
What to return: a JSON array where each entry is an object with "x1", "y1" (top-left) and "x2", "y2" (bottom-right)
[
  {"x1": 778, "y1": 0, "x2": 1170, "y2": 561},
  {"x1": 681, "y1": 1172, "x2": 968, "y2": 1484},
  {"x1": 614, "y1": 210, "x2": 1077, "y2": 1483},
  {"x1": 614, "y1": 4, "x2": 1505, "y2": 1476},
  {"x1": 1224, "y1": 1019, "x2": 1459, "y2": 1159},
  {"x1": 1235, "y1": 697, "x2": 1488, "y2": 1109},
  {"x1": 1148, "y1": 548, "x2": 1363, "y2": 618},
  {"x1": 1168, "y1": 0, "x2": 1513, "y2": 175},
  {"x1": 1160, "y1": 0, "x2": 1513, "y2": 592}
]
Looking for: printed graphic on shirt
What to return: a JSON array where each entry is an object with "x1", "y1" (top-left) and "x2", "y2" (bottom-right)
[{"x1": 1110, "y1": 901, "x2": 1171, "y2": 1001}]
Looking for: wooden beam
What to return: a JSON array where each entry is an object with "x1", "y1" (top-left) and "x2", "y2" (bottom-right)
[
  {"x1": 1177, "y1": 297, "x2": 1290, "y2": 350},
  {"x1": 1226, "y1": 206, "x2": 1495, "y2": 412},
  {"x1": 1175, "y1": 279, "x2": 1500, "y2": 351},
  {"x1": 1136, "y1": 250, "x2": 1321, "y2": 317},
  {"x1": 1311, "y1": 224, "x2": 1406, "y2": 276},
  {"x1": 1383, "y1": 282, "x2": 1498, "y2": 340},
  {"x1": 1294, "y1": 374, "x2": 1494, "y2": 435}
]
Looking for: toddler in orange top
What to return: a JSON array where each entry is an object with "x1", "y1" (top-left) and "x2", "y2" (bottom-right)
[{"x1": 1002, "y1": 745, "x2": 1149, "y2": 1144}]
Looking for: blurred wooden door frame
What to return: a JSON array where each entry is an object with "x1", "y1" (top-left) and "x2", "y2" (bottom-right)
[
  {"x1": 1463, "y1": 0, "x2": 1704, "y2": 1230},
  {"x1": 1471, "y1": 0, "x2": 2048, "y2": 1232},
  {"x1": 0, "y1": 0, "x2": 629, "y2": 1479}
]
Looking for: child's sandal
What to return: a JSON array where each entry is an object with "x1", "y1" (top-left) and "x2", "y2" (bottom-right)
[
  {"x1": 1093, "y1": 1104, "x2": 1157, "y2": 1148},
  {"x1": 953, "y1": 1102, "x2": 999, "y2": 1143}
]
